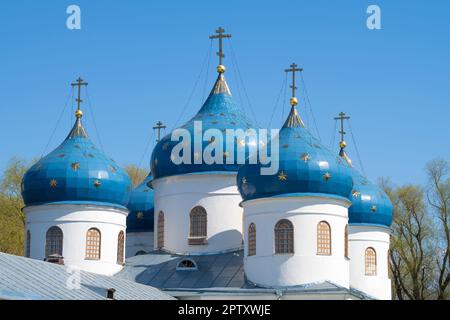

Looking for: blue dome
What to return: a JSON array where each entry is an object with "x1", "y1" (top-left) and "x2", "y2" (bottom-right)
[
  {"x1": 151, "y1": 73, "x2": 254, "y2": 180},
  {"x1": 126, "y1": 173, "x2": 154, "y2": 232},
  {"x1": 343, "y1": 155, "x2": 393, "y2": 227},
  {"x1": 22, "y1": 116, "x2": 132, "y2": 209},
  {"x1": 237, "y1": 106, "x2": 353, "y2": 202}
]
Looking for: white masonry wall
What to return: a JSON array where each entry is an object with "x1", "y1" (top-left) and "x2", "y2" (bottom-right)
[
  {"x1": 242, "y1": 195, "x2": 351, "y2": 289},
  {"x1": 349, "y1": 224, "x2": 392, "y2": 300},
  {"x1": 24, "y1": 203, "x2": 128, "y2": 276},
  {"x1": 152, "y1": 173, "x2": 243, "y2": 255},
  {"x1": 126, "y1": 231, "x2": 154, "y2": 258}
]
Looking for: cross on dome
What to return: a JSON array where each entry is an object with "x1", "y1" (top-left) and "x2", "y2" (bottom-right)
[
  {"x1": 334, "y1": 112, "x2": 352, "y2": 166},
  {"x1": 70, "y1": 77, "x2": 88, "y2": 118},
  {"x1": 209, "y1": 27, "x2": 232, "y2": 74},
  {"x1": 284, "y1": 63, "x2": 303, "y2": 106}
]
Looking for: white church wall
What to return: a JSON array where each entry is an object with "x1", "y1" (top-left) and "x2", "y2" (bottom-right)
[
  {"x1": 348, "y1": 224, "x2": 391, "y2": 300},
  {"x1": 126, "y1": 231, "x2": 154, "y2": 258},
  {"x1": 242, "y1": 195, "x2": 351, "y2": 289},
  {"x1": 25, "y1": 204, "x2": 128, "y2": 276},
  {"x1": 152, "y1": 173, "x2": 243, "y2": 255}
]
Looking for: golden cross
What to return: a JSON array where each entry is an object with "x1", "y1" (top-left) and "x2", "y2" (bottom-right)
[
  {"x1": 334, "y1": 112, "x2": 350, "y2": 145},
  {"x1": 71, "y1": 77, "x2": 88, "y2": 114},
  {"x1": 209, "y1": 27, "x2": 232, "y2": 67},
  {"x1": 153, "y1": 121, "x2": 166, "y2": 142},
  {"x1": 284, "y1": 63, "x2": 303, "y2": 99}
]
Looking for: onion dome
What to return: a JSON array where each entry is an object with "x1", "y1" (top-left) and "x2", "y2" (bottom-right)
[
  {"x1": 237, "y1": 106, "x2": 353, "y2": 202},
  {"x1": 126, "y1": 173, "x2": 154, "y2": 232},
  {"x1": 21, "y1": 82, "x2": 132, "y2": 209},
  {"x1": 348, "y1": 168, "x2": 393, "y2": 227},
  {"x1": 150, "y1": 73, "x2": 254, "y2": 180},
  {"x1": 334, "y1": 112, "x2": 393, "y2": 227},
  {"x1": 151, "y1": 27, "x2": 255, "y2": 180},
  {"x1": 238, "y1": 64, "x2": 353, "y2": 202}
]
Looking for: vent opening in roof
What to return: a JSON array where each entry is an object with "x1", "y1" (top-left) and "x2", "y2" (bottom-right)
[{"x1": 176, "y1": 258, "x2": 198, "y2": 271}]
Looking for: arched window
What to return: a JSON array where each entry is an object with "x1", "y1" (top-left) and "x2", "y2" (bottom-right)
[
  {"x1": 117, "y1": 231, "x2": 125, "y2": 264},
  {"x1": 85, "y1": 228, "x2": 101, "y2": 260},
  {"x1": 317, "y1": 221, "x2": 331, "y2": 255},
  {"x1": 248, "y1": 223, "x2": 256, "y2": 256},
  {"x1": 365, "y1": 247, "x2": 377, "y2": 276},
  {"x1": 344, "y1": 225, "x2": 349, "y2": 258},
  {"x1": 189, "y1": 206, "x2": 207, "y2": 245},
  {"x1": 45, "y1": 226, "x2": 63, "y2": 258},
  {"x1": 176, "y1": 259, "x2": 198, "y2": 271},
  {"x1": 26, "y1": 229, "x2": 31, "y2": 258},
  {"x1": 157, "y1": 211, "x2": 164, "y2": 249},
  {"x1": 274, "y1": 219, "x2": 294, "y2": 254}
]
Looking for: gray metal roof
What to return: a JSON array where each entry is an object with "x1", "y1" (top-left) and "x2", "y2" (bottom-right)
[
  {"x1": 118, "y1": 250, "x2": 245, "y2": 289},
  {"x1": 117, "y1": 250, "x2": 374, "y2": 299},
  {"x1": 0, "y1": 252, "x2": 175, "y2": 300}
]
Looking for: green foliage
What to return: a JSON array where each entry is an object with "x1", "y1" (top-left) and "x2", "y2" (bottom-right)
[
  {"x1": 386, "y1": 158, "x2": 450, "y2": 300},
  {"x1": 0, "y1": 157, "x2": 30, "y2": 255}
]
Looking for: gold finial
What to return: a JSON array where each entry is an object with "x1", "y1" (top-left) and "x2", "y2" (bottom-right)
[
  {"x1": 209, "y1": 27, "x2": 232, "y2": 73},
  {"x1": 71, "y1": 77, "x2": 88, "y2": 118},
  {"x1": 285, "y1": 63, "x2": 303, "y2": 106},
  {"x1": 153, "y1": 121, "x2": 167, "y2": 142}
]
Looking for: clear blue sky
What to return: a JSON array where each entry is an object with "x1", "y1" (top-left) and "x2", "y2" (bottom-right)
[{"x1": 0, "y1": 0, "x2": 449, "y2": 187}]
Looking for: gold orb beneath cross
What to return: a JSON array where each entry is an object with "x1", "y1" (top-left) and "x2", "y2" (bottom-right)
[
  {"x1": 75, "y1": 109, "x2": 83, "y2": 118},
  {"x1": 217, "y1": 65, "x2": 226, "y2": 73},
  {"x1": 290, "y1": 97, "x2": 298, "y2": 106},
  {"x1": 339, "y1": 141, "x2": 347, "y2": 149}
]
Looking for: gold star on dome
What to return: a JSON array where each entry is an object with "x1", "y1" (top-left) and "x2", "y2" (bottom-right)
[
  {"x1": 137, "y1": 212, "x2": 144, "y2": 219},
  {"x1": 278, "y1": 171, "x2": 287, "y2": 181},
  {"x1": 49, "y1": 179, "x2": 57, "y2": 188},
  {"x1": 71, "y1": 162, "x2": 80, "y2": 171},
  {"x1": 93, "y1": 180, "x2": 101, "y2": 188},
  {"x1": 352, "y1": 190, "x2": 361, "y2": 198},
  {"x1": 323, "y1": 172, "x2": 331, "y2": 181},
  {"x1": 371, "y1": 205, "x2": 377, "y2": 213},
  {"x1": 300, "y1": 153, "x2": 311, "y2": 162}
]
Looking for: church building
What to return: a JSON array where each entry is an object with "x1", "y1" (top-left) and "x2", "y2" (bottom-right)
[{"x1": 20, "y1": 27, "x2": 393, "y2": 300}]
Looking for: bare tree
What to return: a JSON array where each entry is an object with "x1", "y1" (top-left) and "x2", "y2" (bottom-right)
[
  {"x1": 426, "y1": 159, "x2": 450, "y2": 300},
  {"x1": 385, "y1": 183, "x2": 434, "y2": 299}
]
